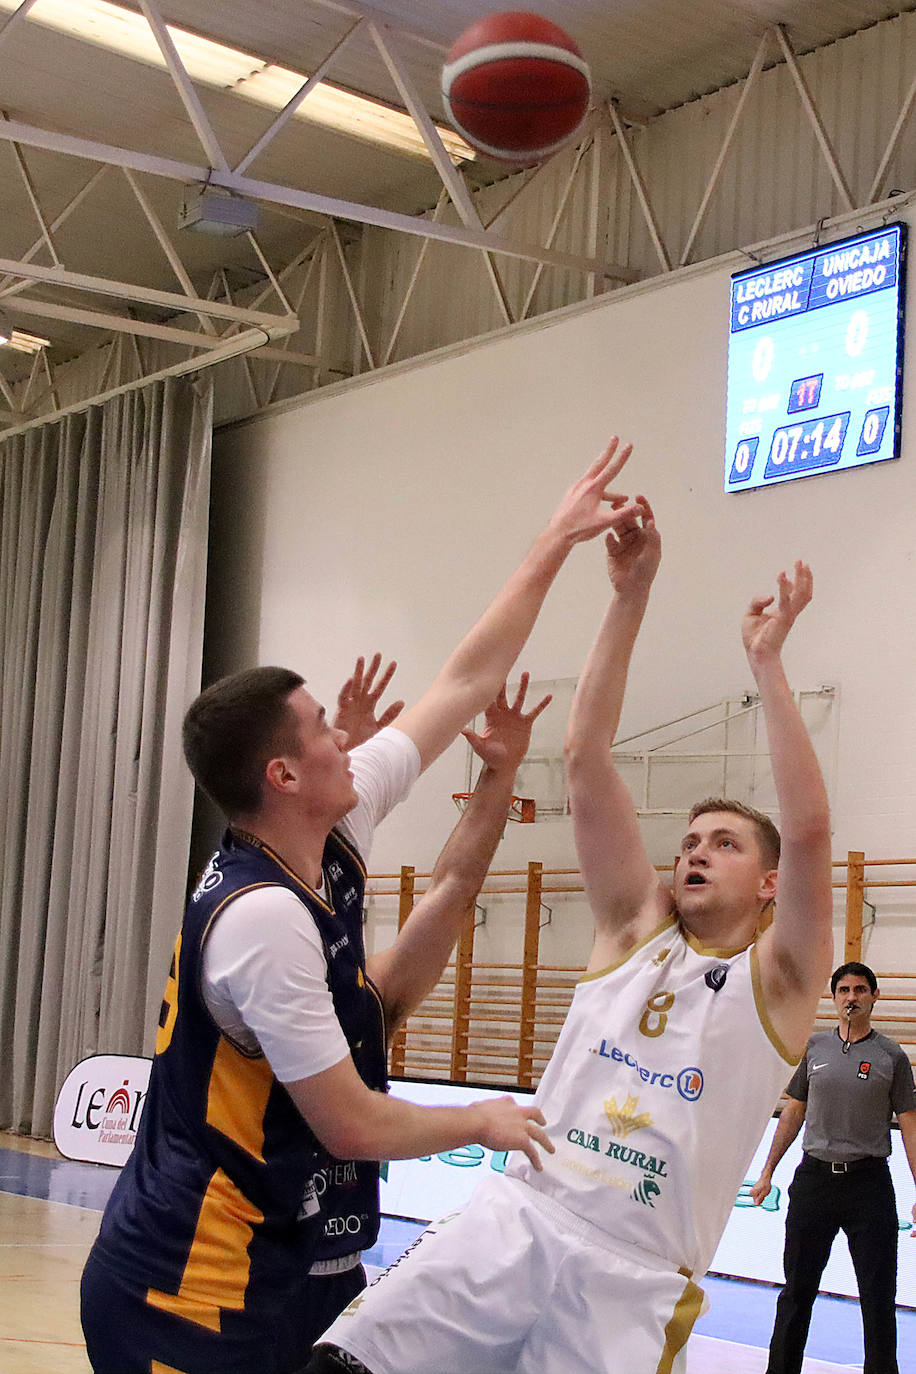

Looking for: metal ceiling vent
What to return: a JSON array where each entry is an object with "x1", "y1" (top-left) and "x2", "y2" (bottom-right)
[{"x1": 178, "y1": 188, "x2": 260, "y2": 236}]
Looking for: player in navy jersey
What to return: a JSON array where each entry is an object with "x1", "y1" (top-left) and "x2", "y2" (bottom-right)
[{"x1": 81, "y1": 438, "x2": 647, "y2": 1374}]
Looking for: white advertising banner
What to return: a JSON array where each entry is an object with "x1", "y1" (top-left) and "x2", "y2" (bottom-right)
[
  {"x1": 53, "y1": 1054, "x2": 151, "y2": 1167},
  {"x1": 710, "y1": 1117, "x2": 916, "y2": 1309},
  {"x1": 383, "y1": 1080, "x2": 916, "y2": 1310}
]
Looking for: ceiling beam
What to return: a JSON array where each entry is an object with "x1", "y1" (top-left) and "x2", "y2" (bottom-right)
[
  {"x1": 368, "y1": 19, "x2": 513, "y2": 323},
  {"x1": 136, "y1": 0, "x2": 230, "y2": 173},
  {"x1": 1, "y1": 294, "x2": 283, "y2": 350},
  {"x1": 122, "y1": 168, "x2": 219, "y2": 337},
  {"x1": 0, "y1": 0, "x2": 40, "y2": 50},
  {"x1": 679, "y1": 30, "x2": 772, "y2": 267},
  {"x1": 0, "y1": 325, "x2": 288, "y2": 440},
  {"x1": 0, "y1": 256, "x2": 296, "y2": 330},
  {"x1": 0, "y1": 117, "x2": 636, "y2": 281},
  {"x1": 233, "y1": 19, "x2": 365, "y2": 177},
  {"x1": 0, "y1": 165, "x2": 108, "y2": 297},
  {"x1": 774, "y1": 24, "x2": 854, "y2": 214}
]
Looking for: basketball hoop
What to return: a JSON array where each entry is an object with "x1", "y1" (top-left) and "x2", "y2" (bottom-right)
[{"x1": 452, "y1": 792, "x2": 536, "y2": 823}]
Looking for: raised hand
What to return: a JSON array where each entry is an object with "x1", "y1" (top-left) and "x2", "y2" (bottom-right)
[
  {"x1": 604, "y1": 493, "x2": 661, "y2": 596},
  {"x1": 742, "y1": 561, "x2": 813, "y2": 666},
  {"x1": 332, "y1": 653, "x2": 404, "y2": 749},
  {"x1": 473, "y1": 1097, "x2": 555, "y2": 1172},
  {"x1": 545, "y1": 436, "x2": 643, "y2": 547},
  {"x1": 461, "y1": 673, "x2": 552, "y2": 775}
]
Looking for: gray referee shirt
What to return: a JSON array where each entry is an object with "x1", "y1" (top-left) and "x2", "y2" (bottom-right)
[{"x1": 787, "y1": 1027, "x2": 916, "y2": 1163}]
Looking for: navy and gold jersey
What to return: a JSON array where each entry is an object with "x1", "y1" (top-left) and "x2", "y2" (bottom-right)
[{"x1": 86, "y1": 827, "x2": 386, "y2": 1355}]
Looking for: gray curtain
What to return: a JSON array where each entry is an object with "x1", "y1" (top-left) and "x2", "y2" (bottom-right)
[{"x1": 0, "y1": 375, "x2": 212, "y2": 1136}]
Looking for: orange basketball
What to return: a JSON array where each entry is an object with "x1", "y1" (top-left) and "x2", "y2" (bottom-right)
[{"x1": 441, "y1": 11, "x2": 591, "y2": 166}]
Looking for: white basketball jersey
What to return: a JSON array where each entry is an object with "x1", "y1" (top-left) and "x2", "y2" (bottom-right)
[{"x1": 506, "y1": 918, "x2": 797, "y2": 1276}]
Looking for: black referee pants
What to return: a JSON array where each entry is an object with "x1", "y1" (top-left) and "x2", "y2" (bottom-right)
[{"x1": 766, "y1": 1155, "x2": 900, "y2": 1374}]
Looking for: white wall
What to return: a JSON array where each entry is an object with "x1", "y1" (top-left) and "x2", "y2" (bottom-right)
[{"x1": 211, "y1": 206, "x2": 916, "y2": 977}]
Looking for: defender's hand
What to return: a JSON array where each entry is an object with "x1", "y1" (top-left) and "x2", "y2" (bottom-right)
[
  {"x1": 473, "y1": 1098, "x2": 555, "y2": 1173},
  {"x1": 604, "y1": 494, "x2": 661, "y2": 595},
  {"x1": 461, "y1": 673, "x2": 551, "y2": 775},
  {"x1": 333, "y1": 653, "x2": 404, "y2": 749}
]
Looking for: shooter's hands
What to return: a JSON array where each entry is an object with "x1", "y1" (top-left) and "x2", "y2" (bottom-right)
[
  {"x1": 461, "y1": 673, "x2": 552, "y2": 775},
  {"x1": 333, "y1": 653, "x2": 404, "y2": 749},
  {"x1": 545, "y1": 436, "x2": 644, "y2": 547},
  {"x1": 604, "y1": 494, "x2": 661, "y2": 596},
  {"x1": 750, "y1": 1173, "x2": 773, "y2": 1206},
  {"x1": 742, "y1": 561, "x2": 813, "y2": 668},
  {"x1": 472, "y1": 1097, "x2": 555, "y2": 1172}
]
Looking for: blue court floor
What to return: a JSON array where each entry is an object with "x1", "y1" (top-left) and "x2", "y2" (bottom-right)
[{"x1": 3, "y1": 1144, "x2": 914, "y2": 1372}]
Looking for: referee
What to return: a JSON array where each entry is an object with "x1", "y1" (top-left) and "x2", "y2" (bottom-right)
[{"x1": 752, "y1": 961, "x2": 916, "y2": 1374}]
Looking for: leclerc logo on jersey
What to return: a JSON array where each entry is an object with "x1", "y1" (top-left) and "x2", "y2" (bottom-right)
[
  {"x1": 591, "y1": 1041, "x2": 705, "y2": 1102},
  {"x1": 677, "y1": 1067, "x2": 704, "y2": 1101}
]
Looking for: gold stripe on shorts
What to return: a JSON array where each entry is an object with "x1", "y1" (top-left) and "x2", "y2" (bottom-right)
[{"x1": 655, "y1": 1270, "x2": 705, "y2": 1374}]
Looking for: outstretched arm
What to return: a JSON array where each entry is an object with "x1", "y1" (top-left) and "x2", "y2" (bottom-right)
[
  {"x1": 751, "y1": 565, "x2": 834, "y2": 1056},
  {"x1": 565, "y1": 494, "x2": 671, "y2": 971},
  {"x1": 286, "y1": 1056, "x2": 553, "y2": 1171},
  {"x1": 392, "y1": 437, "x2": 644, "y2": 771},
  {"x1": 369, "y1": 677, "x2": 550, "y2": 1034},
  {"x1": 292, "y1": 679, "x2": 555, "y2": 1175}
]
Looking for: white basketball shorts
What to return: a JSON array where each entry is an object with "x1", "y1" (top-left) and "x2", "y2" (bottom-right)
[{"x1": 317, "y1": 1173, "x2": 704, "y2": 1374}]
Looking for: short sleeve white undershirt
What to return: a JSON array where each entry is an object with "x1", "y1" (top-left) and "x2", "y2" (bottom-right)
[{"x1": 201, "y1": 726, "x2": 420, "y2": 1084}]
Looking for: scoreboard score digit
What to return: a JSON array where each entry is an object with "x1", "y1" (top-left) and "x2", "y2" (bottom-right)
[{"x1": 725, "y1": 224, "x2": 907, "y2": 492}]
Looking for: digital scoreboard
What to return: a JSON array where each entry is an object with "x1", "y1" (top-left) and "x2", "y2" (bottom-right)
[{"x1": 725, "y1": 223, "x2": 907, "y2": 491}]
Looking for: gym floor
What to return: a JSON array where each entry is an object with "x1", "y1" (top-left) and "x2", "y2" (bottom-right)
[{"x1": 1, "y1": 1132, "x2": 912, "y2": 1374}]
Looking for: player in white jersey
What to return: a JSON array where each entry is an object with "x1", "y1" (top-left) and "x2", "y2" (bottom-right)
[{"x1": 307, "y1": 442, "x2": 834, "y2": 1374}]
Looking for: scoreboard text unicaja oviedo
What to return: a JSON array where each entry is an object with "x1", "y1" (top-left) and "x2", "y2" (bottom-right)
[{"x1": 725, "y1": 224, "x2": 907, "y2": 492}]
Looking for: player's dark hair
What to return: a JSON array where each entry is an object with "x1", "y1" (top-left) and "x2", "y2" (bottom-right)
[
  {"x1": 687, "y1": 797, "x2": 781, "y2": 871},
  {"x1": 182, "y1": 666, "x2": 304, "y2": 818},
  {"x1": 831, "y1": 961, "x2": 877, "y2": 995}
]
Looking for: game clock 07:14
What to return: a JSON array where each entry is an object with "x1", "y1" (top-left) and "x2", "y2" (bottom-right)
[
  {"x1": 727, "y1": 404, "x2": 893, "y2": 484},
  {"x1": 764, "y1": 411, "x2": 851, "y2": 478}
]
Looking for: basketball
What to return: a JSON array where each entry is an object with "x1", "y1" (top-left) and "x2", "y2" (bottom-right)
[{"x1": 441, "y1": 11, "x2": 591, "y2": 166}]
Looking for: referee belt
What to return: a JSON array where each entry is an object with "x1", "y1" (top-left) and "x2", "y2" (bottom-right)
[{"x1": 803, "y1": 1153, "x2": 886, "y2": 1174}]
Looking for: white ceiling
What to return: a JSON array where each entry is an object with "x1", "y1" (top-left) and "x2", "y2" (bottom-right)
[{"x1": 1, "y1": 0, "x2": 914, "y2": 388}]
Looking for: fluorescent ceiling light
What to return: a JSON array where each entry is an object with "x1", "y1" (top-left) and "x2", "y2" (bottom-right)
[
  {"x1": 0, "y1": 0, "x2": 476, "y2": 163},
  {"x1": 0, "y1": 326, "x2": 51, "y2": 353}
]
